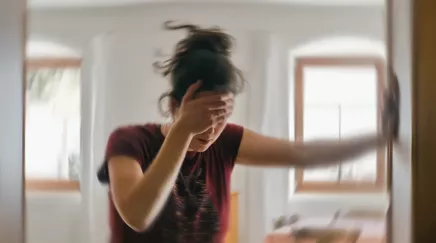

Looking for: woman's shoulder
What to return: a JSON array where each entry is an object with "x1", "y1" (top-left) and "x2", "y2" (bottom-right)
[
  {"x1": 106, "y1": 123, "x2": 165, "y2": 156},
  {"x1": 111, "y1": 122, "x2": 160, "y2": 133},
  {"x1": 98, "y1": 123, "x2": 164, "y2": 184},
  {"x1": 221, "y1": 123, "x2": 244, "y2": 138},
  {"x1": 214, "y1": 123, "x2": 244, "y2": 157},
  {"x1": 109, "y1": 123, "x2": 164, "y2": 143}
]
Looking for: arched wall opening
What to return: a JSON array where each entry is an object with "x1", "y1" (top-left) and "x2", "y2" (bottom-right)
[{"x1": 287, "y1": 36, "x2": 388, "y2": 215}]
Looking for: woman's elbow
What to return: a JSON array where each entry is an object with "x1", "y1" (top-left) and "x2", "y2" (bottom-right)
[
  {"x1": 117, "y1": 204, "x2": 154, "y2": 232},
  {"x1": 126, "y1": 223, "x2": 147, "y2": 233},
  {"x1": 127, "y1": 222, "x2": 148, "y2": 233},
  {"x1": 123, "y1": 215, "x2": 153, "y2": 233}
]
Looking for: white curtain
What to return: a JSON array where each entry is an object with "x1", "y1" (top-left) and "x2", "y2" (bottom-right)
[
  {"x1": 80, "y1": 31, "x2": 168, "y2": 243},
  {"x1": 78, "y1": 38, "x2": 94, "y2": 243},
  {"x1": 245, "y1": 31, "x2": 290, "y2": 243}
]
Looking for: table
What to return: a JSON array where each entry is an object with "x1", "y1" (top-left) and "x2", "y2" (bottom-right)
[{"x1": 264, "y1": 217, "x2": 386, "y2": 243}]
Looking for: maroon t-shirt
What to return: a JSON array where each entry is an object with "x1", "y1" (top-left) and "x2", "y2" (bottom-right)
[{"x1": 97, "y1": 123, "x2": 244, "y2": 243}]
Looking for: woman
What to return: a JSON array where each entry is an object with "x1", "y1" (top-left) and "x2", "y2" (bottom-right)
[{"x1": 97, "y1": 21, "x2": 398, "y2": 243}]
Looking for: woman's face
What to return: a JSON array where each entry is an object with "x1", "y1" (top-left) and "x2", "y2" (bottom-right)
[
  {"x1": 189, "y1": 122, "x2": 227, "y2": 152},
  {"x1": 172, "y1": 91, "x2": 230, "y2": 152}
]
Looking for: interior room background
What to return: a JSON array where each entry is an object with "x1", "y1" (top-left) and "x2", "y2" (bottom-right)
[{"x1": 26, "y1": 3, "x2": 386, "y2": 243}]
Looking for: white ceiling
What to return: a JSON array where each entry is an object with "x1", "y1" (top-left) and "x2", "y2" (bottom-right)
[{"x1": 29, "y1": 0, "x2": 384, "y2": 9}]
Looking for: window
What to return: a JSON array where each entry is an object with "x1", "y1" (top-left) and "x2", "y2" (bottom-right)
[
  {"x1": 25, "y1": 58, "x2": 81, "y2": 191},
  {"x1": 294, "y1": 57, "x2": 386, "y2": 193}
]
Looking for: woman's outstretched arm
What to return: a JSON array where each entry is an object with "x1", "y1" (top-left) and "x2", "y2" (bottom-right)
[
  {"x1": 237, "y1": 75, "x2": 399, "y2": 168},
  {"x1": 235, "y1": 130, "x2": 386, "y2": 168}
]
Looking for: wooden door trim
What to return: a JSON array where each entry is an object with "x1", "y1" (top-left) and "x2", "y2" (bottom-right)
[
  {"x1": 388, "y1": 0, "x2": 436, "y2": 242},
  {"x1": 411, "y1": 0, "x2": 436, "y2": 241}
]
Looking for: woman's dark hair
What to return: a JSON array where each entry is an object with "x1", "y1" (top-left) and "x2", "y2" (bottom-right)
[{"x1": 154, "y1": 21, "x2": 245, "y2": 116}]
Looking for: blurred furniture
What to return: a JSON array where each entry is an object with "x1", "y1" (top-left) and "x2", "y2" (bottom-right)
[
  {"x1": 274, "y1": 215, "x2": 301, "y2": 230},
  {"x1": 339, "y1": 209, "x2": 386, "y2": 220},
  {"x1": 225, "y1": 192, "x2": 239, "y2": 243},
  {"x1": 264, "y1": 216, "x2": 386, "y2": 243},
  {"x1": 293, "y1": 227, "x2": 361, "y2": 243}
]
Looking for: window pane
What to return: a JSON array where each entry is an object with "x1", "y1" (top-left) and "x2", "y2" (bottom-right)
[
  {"x1": 25, "y1": 67, "x2": 81, "y2": 181},
  {"x1": 340, "y1": 152, "x2": 378, "y2": 181},
  {"x1": 303, "y1": 105, "x2": 340, "y2": 182},
  {"x1": 341, "y1": 105, "x2": 377, "y2": 135},
  {"x1": 303, "y1": 166, "x2": 340, "y2": 182},
  {"x1": 304, "y1": 106, "x2": 340, "y2": 139},
  {"x1": 340, "y1": 106, "x2": 377, "y2": 182},
  {"x1": 304, "y1": 66, "x2": 377, "y2": 105},
  {"x1": 301, "y1": 65, "x2": 378, "y2": 183}
]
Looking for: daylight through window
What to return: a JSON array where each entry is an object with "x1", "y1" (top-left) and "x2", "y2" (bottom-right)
[
  {"x1": 294, "y1": 57, "x2": 386, "y2": 192},
  {"x1": 25, "y1": 58, "x2": 81, "y2": 191}
]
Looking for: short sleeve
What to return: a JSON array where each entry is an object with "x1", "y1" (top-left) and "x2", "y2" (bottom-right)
[
  {"x1": 105, "y1": 127, "x2": 147, "y2": 163},
  {"x1": 219, "y1": 123, "x2": 244, "y2": 164},
  {"x1": 97, "y1": 126, "x2": 150, "y2": 184}
]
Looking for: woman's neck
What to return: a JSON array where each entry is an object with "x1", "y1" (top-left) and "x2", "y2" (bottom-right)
[{"x1": 160, "y1": 123, "x2": 171, "y2": 137}]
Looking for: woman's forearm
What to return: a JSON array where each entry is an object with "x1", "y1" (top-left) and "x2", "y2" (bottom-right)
[
  {"x1": 295, "y1": 133, "x2": 386, "y2": 168},
  {"x1": 120, "y1": 122, "x2": 192, "y2": 231}
]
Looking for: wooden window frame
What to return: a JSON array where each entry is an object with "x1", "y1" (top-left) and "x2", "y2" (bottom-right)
[
  {"x1": 294, "y1": 56, "x2": 386, "y2": 193},
  {"x1": 25, "y1": 57, "x2": 81, "y2": 192}
]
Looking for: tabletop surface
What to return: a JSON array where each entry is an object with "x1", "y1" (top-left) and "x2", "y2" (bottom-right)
[{"x1": 265, "y1": 217, "x2": 386, "y2": 243}]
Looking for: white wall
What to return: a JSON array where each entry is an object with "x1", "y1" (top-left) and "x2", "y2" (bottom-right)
[
  {"x1": 390, "y1": 0, "x2": 412, "y2": 241},
  {"x1": 0, "y1": 0, "x2": 26, "y2": 241},
  {"x1": 26, "y1": 3, "x2": 385, "y2": 243}
]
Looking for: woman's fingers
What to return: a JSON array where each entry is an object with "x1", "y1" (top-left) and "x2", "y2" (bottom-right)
[
  {"x1": 381, "y1": 88, "x2": 400, "y2": 140},
  {"x1": 181, "y1": 80, "x2": 202, "y2": 103},
  {"x1": 187, "y1": 91, "x2": 234, "y2": 125},
  {"x1": 202, "y1": 103, "x2": 233, "y2": 125},
  {"x1": 212, "y1": 107, "x2": 232, "y2": 118},
  {"x1": 192, "y1": 92, "x2": 233, "y2": 107},
  {"x1": 212, "y1": 110, "x2": 233, "y2": 124}
]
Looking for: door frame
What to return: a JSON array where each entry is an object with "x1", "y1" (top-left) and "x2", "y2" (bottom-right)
[
  {"x1": 409, "y1": 0, "x2": 436, "y2": 241},
  {"x1": 387, "y1": 0, "x2": 436, "y2": 242}
]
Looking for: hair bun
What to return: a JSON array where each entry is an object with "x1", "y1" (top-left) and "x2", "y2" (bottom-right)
[{"x1": 164, "y1": 21, "x2": 233, "y2": 56}]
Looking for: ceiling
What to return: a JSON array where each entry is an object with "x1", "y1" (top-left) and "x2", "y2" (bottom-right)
[{"x1": 29, "y1": 0, "x2": 384, "y2": 9}]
